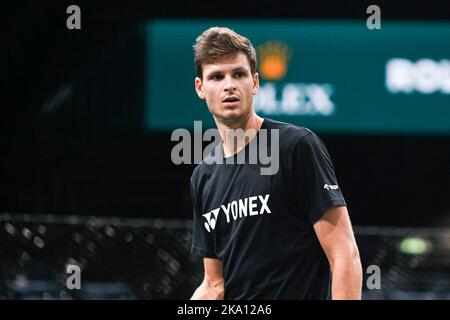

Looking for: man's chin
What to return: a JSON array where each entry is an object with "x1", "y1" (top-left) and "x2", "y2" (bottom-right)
[{"x1": 216, "y1": 110, "x2": 245, "y2": 124}]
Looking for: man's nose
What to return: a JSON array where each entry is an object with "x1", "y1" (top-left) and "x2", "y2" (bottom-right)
[{"x1": 223, "y1": 75, "x2": 237, "y2": 92}]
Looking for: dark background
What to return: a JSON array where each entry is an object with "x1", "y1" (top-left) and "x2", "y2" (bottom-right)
[{"x1": 3, "y1": 0, "x2": 450, "y2": 227}]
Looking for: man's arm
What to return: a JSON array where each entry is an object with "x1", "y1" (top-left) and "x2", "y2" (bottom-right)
[
  {"x1": 313, "y1": 205, "x2": 363, "y2": 300},
  {"x1": 190, "y1": 258, "x2": 225, "y2": 300}
]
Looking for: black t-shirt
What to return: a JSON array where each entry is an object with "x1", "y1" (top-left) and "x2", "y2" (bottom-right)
[{"x1": 190, "y1": 118, "x2": 347, "y2": 300}]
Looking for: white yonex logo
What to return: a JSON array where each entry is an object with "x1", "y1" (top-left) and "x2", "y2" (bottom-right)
[
  {"x1": 202, "y1": 208, "x2": 220, "y2": 233},
  {"x1": 323, "y1": 184, "x2": 339, "y2": 190},
  {"x1": 203, "y1": 194, "x2": 271, "y2": 232}
]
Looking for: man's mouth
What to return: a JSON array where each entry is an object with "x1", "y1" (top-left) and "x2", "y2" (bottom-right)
[{"x1": 222, "y1": 96, "x2": 240, "y2": 107}]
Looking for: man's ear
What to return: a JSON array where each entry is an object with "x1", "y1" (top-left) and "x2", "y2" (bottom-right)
[
  {"x1": 252, "y1": 72, "x2": 259, "y2": 95},
  {"x1": 195, "y1": 77, "x2": 205, "y2": 100}
]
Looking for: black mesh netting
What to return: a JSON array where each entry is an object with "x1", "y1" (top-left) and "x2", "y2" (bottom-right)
[{"x1": 0, "y1": 213, "x2": 449, "y2": 299}]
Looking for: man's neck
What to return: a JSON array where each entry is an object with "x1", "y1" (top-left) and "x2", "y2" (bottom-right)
[{"x1": 215, "y1": 112, "x2": 264, "y2": 158}]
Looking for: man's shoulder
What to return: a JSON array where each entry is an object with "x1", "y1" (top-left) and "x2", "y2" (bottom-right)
[
  {"x1": 264, "y1": 118, "x2": 316, "y2": 147},
  {"x1": 190, "y1": 159, "x2": 215, "y2": 186}
]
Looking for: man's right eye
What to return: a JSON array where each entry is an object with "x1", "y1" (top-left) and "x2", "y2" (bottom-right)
[{"x1": 211, "y1": 74, "x2": 223, "y2": 80}]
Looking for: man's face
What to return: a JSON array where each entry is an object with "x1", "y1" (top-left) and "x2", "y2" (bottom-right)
[{"x1": 195, "y1": 52, "x2": 259, "y2": 124}]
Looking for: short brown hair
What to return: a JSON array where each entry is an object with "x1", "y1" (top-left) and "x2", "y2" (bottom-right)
[{"x1": 193, "y1": 27, "x2": 257, "y2": 79}]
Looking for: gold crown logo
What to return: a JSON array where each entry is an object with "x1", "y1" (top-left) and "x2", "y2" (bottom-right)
[{"x1": 257, "y1": 41, "x2": 292, "y2": 81}]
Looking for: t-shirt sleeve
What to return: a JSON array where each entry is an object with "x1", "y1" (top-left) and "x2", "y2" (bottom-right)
[
  {"x1": 190, "y1": 173, "x2": 218, "y2": 258},
  {"x1": 296, "y1": 131, "x2": 347, "y2": 224}
]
